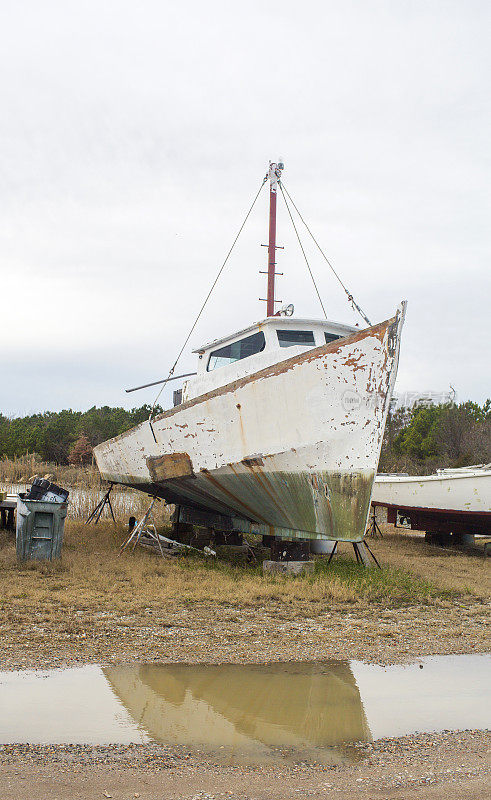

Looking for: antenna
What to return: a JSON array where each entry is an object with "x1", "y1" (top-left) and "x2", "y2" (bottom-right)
[{"x1": 266, "y1": 159, "x2": 284, "y2": 316}]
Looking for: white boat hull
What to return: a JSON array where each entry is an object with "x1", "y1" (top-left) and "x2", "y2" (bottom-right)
[
  {"x1": 94, "y1": 304, "x2": 405, "y2": 542},
  {"x1": 373, "y1": 467, "x2": 491, "y2": 522}
]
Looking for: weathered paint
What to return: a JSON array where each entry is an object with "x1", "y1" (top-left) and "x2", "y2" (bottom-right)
[
  {"x1": 16, "y1": 499, "x2": 68, "y2": 561},
  {"x1": 186, "y1": 316, "x2": 358, "y2": 401},
  {"x1": 147, "y1": 452, "x2": 194, "y2": 481},
  {"x1": 94, "y1": 303, "x2": 406, "y2": 542},
  {"x1": 168, "y1": 465, "x2": 375, "y2": 540}
]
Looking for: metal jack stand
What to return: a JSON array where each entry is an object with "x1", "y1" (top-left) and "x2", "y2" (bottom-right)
[
  {"x1": 85, "y1": 483, "x2": 116, "y2": 525},
  {"x1": 367, "y1": 505, "x2": 383, "y2": 538},
  {"x1": 326, "y1": 539, "x2": 381, "y2": 568},
  {"x1": 119, "y1": 498, "x2": 164, "y2": 557}
]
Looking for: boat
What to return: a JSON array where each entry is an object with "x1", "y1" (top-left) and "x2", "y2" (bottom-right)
[
  {"x1": 372, "y1": 464, "x2": 491, "y2": 538},
  {"x1": 94, "y1": 160, "x2": 406, "y2": 547}
]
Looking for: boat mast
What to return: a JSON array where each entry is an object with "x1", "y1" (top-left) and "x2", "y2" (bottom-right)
[{"x1": 266, "y1": 159, "x2": 284, "y2": 316}]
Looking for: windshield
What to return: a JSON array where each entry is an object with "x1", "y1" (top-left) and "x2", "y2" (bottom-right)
[{"x1": 207, "y1": 331, "x2": 266, "y2": 371}]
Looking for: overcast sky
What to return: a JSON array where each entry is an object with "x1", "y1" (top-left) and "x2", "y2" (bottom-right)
[{"x1": 1, "y1": 0, "x2": 489, "y2": 416}]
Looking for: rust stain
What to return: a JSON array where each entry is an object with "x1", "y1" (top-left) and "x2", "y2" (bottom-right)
[
  {"x1": 101, "y1": 319, "x2": 397, "y2": 458},
  {"x1": 146, "y1": 452, "x2": 194, "y2": 481},
  {"x1": 236, "y1": 404, "x2": 247, "y2": 454},
  {"x1": 247, "y1": 466, "x2": 292, "y2": 521},
  {"x1": 200, "y1": 469, "x2": 269, "y2": 523},
  {"x1": 342, "y1": 352, "x2": 366, "y2": 372}
]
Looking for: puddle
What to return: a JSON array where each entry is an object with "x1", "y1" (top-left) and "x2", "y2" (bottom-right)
[{"x1": 0, "y1": 655, "x2": 489, "y2": 764}]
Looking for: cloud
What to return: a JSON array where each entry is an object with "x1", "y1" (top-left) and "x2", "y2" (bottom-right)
[{"x1": 1, "y1": 0, "x2": 489, "y2": 415}]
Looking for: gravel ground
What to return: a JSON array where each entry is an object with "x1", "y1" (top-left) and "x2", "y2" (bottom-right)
[
  {"x1": 0, "y1": 730, "x2": 489, "y2": 799},
  {"x1": 1, "y1": 598, "x2": 490, "y2": 670}
]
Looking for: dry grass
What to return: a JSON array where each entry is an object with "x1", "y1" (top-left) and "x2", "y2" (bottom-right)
[
  {"x1": 0, "y1": 456, "x2": 101, "y2": 489},
  {"x1": 0, "y1": 456, "x2": 170, "y2": 524},
  {"x1": 367, "y1": 525, "x2": 491, "y2": 600},
  {"x1": 0, "y1": 520, "x2": 470, "y2": 611},
  {"x1": 1, "y1": 520, "x2": 489, "y2": 670}
]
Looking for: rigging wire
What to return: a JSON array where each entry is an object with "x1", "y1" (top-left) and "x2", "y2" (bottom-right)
[
  {"x1": 280, "y1": 181, "x2": 372, "y2": 326},
  {"x1": 149, "y1": 175, "x2": 268, "y2": 423},
  {"x1": 278, "y1": 181, "x2": 328, "y2": 319}
]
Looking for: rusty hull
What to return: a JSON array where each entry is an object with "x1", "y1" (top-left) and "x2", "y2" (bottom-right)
[
  {"x1": 145, "y1": 462, "x2": 374, "y2": 542},
  {"x1": 94, "y1": 303, "x2": 406, "y2": 542}
]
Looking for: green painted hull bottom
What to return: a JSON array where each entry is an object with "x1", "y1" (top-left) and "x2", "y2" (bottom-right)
[{"x1": 102, "y1": 466, "x2": 375, "y2": 543}]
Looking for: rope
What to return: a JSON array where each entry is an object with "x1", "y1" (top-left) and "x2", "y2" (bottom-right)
[
  {"x1": 278, "y1": 182, "x2": 328, "y2": 319},
  {"x1": 149, "y1": 176, "x2": 268, "y2": 420},
  {"x1": 280, "y1": 181, "x2": 372, "y2": 326}
]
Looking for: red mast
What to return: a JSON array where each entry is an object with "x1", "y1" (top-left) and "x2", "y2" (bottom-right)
[{"x1": 266, "y1": 159, "x2": 284, "y2": 316}]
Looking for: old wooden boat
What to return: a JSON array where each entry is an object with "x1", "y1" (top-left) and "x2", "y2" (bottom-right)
[
  {"x1": 94, "y1": 161, "x2": 406, "y2": 544},
  {"x1": 372, "y1": 464, "x2": 491, "y2": 537}
]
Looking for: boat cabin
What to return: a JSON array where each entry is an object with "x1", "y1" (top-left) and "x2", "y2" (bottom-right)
[{"x1": 181, "y1": 315, "x2": 359, "y2": 403}]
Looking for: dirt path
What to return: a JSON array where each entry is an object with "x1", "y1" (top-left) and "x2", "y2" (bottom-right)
[{"x1": 0, "y1": 731, "x2": 489, "y2": 799}]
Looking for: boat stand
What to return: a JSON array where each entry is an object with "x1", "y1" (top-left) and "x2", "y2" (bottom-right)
[
  {"x1": 366, "y1": 505, "x2": 383, "y2": 538},
  {"x1": 326, "y1": 539, "x2": 381, "y2": 568},
  {"x1": 119, "y1": 498, "x2": 164, "y2": 557},
  {"x1": 120, "y1": 500, "x2": 216, "y2": 558},
  {"x1": 85, "y1": 483, "x2": 116, "y2": 525}
]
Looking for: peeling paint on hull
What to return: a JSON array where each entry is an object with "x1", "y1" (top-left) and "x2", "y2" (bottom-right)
[{"x1": 94, "y1": 304, "x2": 406, "y2": 542}]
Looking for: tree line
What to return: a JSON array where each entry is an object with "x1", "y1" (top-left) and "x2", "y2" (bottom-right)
[
  {"x1": 0, "y1": 399, "x2": 489, "y2": 472},
  {"x1": 379, "y1": 400, "x2": 490, "y2": 474},
  {"x1": 0, "y1": 404, "x2": 162, "y2": 465}
]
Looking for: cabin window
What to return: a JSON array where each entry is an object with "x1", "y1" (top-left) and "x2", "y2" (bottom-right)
[
  {"x1": 207, "y1": 331, "x2": 266, "y2": 371},
  {"x1": 324, "y1": 332, "x2": 341, "y2": 344},
  {"x1": 277, "y1": 330, "x2": 315, "y2": 347}
]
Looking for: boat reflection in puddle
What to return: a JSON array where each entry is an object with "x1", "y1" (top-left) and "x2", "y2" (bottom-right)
[
  {"x1": 103, "y1": 661, "x2": 369, "y2": 764},
  {"x1": 1, "y1": 655, "x2": 489, "y2": 766}
]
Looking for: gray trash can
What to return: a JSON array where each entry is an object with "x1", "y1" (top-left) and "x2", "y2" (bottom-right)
[{"x1": 16, "y1": 498, "x2": 68, "y2": 561}]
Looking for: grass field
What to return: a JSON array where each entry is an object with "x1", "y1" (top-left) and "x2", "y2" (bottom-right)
[
  {"x1": 1, "y1": 519, "x2": 489, "y2": 670},
  {"x1": 1, "y1": 520, "x2": 488, "y2": 610}
]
